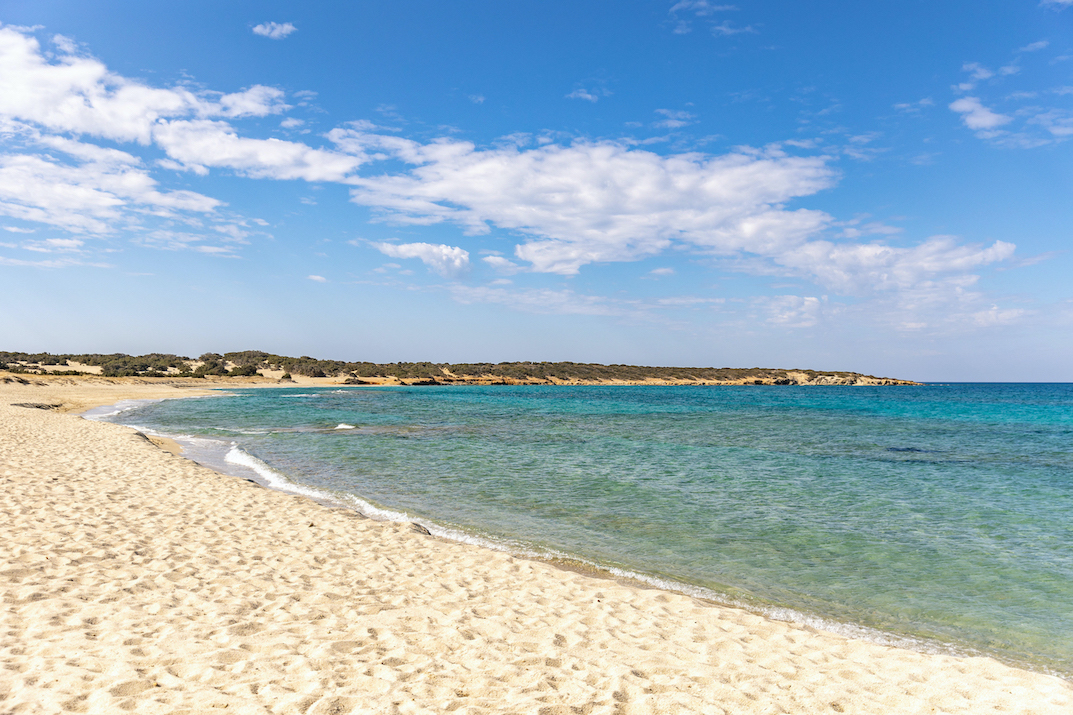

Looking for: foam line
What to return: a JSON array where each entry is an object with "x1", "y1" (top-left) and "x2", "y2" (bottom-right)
[{"x1": 222, "y1": 445, "x2": 334, "y2": 502}]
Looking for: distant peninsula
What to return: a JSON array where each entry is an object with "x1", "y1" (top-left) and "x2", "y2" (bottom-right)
[{"x1": 1, "y1": 351, "x2": 920, "y2": 386}]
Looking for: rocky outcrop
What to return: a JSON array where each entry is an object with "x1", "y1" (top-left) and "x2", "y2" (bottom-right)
[{"x1": 783, "y1": 371, "x2": 919, "y2": 386}]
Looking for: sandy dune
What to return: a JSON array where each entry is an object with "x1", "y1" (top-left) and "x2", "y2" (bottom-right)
[{"x1": 1, "y1": 379, "x2": 1071, "y2": 714}]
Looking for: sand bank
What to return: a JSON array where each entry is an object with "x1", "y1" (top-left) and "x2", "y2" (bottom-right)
[{"x1": 2, "y1": 379, "x2": 1071, "y2": 714}]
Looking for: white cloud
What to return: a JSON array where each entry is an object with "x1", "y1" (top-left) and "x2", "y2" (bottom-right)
[
  {"x1": 2, "y1": 225, "x2": 34, "y2": 233},
  {"x1": 946, "y1": 52, "x2": 1072, "y2": 147},
  {"x1": 468, "y1": 94, "x2": 486, "y2": 104},
  {"x1": 670, "y1": 1, "x2": 738, "y2": 16},
  {"x1": 252, "y1": 22, "x2": 297, "y2": 40},
  {"x1": 972, "y1": 305, "x2": 1025, "y2": 326},
  {"x1": 307, "y1": 274, "x2": 327, "y2": 283},
  {"x1": 1019, "y1": 40, "x2": 1049, "y2": 52},
  {"x1": 0, "y1": 254, "x2": 109, "y2": 268},
  {"x1": 0, "y1": 24, "x2": 1025, "y2": 324},
  {"x1": 1029, "y1": 109, "x2": 1073, "y2": 137},
  {"x1": 746, "y1": 236, "x2": 1019, "y2": 332},
  {"x1": 482, "y1": 255, "x2": 521, "y2": 274},
  {"x1": 893, "y1": 97, "x2": 934, "y2": 113},
  {"x1": 280, "y1": 117, "x2": 304, "y2": 129},
  {"x1": 838, "y1": 218, "x2": 902, "y2": 239},
  {"x1": 566, "y1": 86, "x2": 611, "y2": 103},
  {"x1": 211, "y1": 223, "x2": 250, "y2": 241},
  {"x1": 710, "y1": 21, "x2": 755, "y2": 36},
  {"x1": 451, "y1": 284, "x2": 725, "y2": 317},
  {"x1": 653, "y1": 108, "x2": 697, "y2": 128},
  {"x1": 190, "y1": 245, "x2": 234, "y2": 255},
  {"x1": 219, "y1": 85, "x2": 290, "y2": 117},
  {"x1": 0, "y1": 28, "x2": 202, "y2": 143},
  {"x1": 152, "y1": 120, "x2": 364, "y2": 180},
  {"x1": 962, "y1": 62, "x2": 994, "y2": 81},
  {"x1": 0, "y1": 142, "x2": 219, "y2": 234},
  {"x1": 1040, "y1": 0, "x2": 1072, "y2": 8},
  {"x1": 450, "y1": 285, "x2": 622, "y2": 316},
  {"x1": 22, "y1": 237, "x2": 83, "y2": 252},
  {"x1": 772, "y1": 235, "x2": 1015, "y2": 296},
  {"x1": 649, "y1": 267, "x2": 675, "y2": 276},
  {"x1": 669, "y1": 2, "x2": 741, "y2": 34},
  {"x1": 566, "y1": 89, "x2": 601, "y2": 103},
  {"x1": 340, "y1": 133, "x2": 836, "y2": 275},
  {"x1": 656, "y1": 295, "x2": 721, "y2": 306},
  {"x1": 51, "y1": 33, "x2": 78, "y2": 54},
  {"x1": 0, "y1": 27, "x2": 358, "y2": 182},
  {"x1": 134, "y1": 228, "x2": 239, "y2": 255},
  {"x1": 949, "y1": 96, "x2": 1012, "y2": 133},
  {"x1": 374, "y1": 241, "x2": 470, "y2": 278},
  {"x1": 761, "y1": 295, "x2": 824, "y2": 327}
]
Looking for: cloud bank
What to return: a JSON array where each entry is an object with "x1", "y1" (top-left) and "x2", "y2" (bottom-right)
[
  {"x1": 0, "y1": 24, "x2": 1020, "y2": 331},
  {"x1": 336, "y1": 130, "x2": 837, "y2": 275}
]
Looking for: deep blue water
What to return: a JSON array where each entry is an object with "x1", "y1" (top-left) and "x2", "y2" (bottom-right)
[{"x1": 94, "y1": 383, "x2": 1073, "y2": 675}]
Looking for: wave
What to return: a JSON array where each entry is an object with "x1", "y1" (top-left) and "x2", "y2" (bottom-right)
[
  {"x1": 222, "y1": 445, "x2": 335, "y2": 502},
  {"x1": 82, "y1": 398, "x2": 165, "y2": 421}
]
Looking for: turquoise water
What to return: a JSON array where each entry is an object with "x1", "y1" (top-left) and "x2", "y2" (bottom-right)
[{"x1": 96, "y1": 384, "x2": 1073, "y2": 675}]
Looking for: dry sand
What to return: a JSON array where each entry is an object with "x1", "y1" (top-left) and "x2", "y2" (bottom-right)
[{"x1": 2, "y1": 378, "x2": 1071, "y2": 714}]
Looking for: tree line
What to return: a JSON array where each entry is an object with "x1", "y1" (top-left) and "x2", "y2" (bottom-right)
[{"x1": 0, "y1": 350, "x2": 866, "y2": 382}]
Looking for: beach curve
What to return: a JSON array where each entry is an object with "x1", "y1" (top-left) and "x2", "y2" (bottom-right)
[{"x1": 2, "y1": 378, "x2": 1071, "y2": 714}]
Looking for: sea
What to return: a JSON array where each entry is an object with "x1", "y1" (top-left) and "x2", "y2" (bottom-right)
[{"x1": 85, "y1": 383, "x2": 1073, "y2": 677}]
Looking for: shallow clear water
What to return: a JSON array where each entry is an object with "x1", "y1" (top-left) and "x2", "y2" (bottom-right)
[{"x1": 97, "y1": 384, "x2": 1073, "y2": 675}]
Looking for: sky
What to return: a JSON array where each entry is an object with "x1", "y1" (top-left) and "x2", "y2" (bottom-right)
[{"x1": 0, "y1": 1, "x2": 1071, "y2": 381}]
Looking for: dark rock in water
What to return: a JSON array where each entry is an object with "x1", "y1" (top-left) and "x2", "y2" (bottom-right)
[
  {"x1": 410, "y1": 379, "x2": 442, "y2": 386},
  {"x1": 410, "y1": 522, "x2": 432, "y2": 536},
  {"x1": 12, "y1": 402, "x2": 62, "y2": 410}
]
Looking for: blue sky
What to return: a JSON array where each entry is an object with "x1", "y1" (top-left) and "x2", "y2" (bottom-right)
[{"x1": 0, "y1": 1, "x2": 1071, "y2": 380}]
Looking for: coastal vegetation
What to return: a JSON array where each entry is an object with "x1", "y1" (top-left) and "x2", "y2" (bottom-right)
[{"x1": 0, "y1": 350, "x2": 916, "y2": 385}]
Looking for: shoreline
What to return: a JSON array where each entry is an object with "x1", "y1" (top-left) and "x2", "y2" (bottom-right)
[
  {"x1": 53, "y1": 379, "x2": 1073, "y2": 676},
  {"x1": 87, "y1": 397, "x2": 1022, "y2": 676},
  {"x1": 3, "y1": 378, "x2": 1072, "y2": 713}
]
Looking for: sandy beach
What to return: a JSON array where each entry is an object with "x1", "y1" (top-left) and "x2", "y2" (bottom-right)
[{"x1": 2, "y1": 378, "x2": 1071, "y2": 714}]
